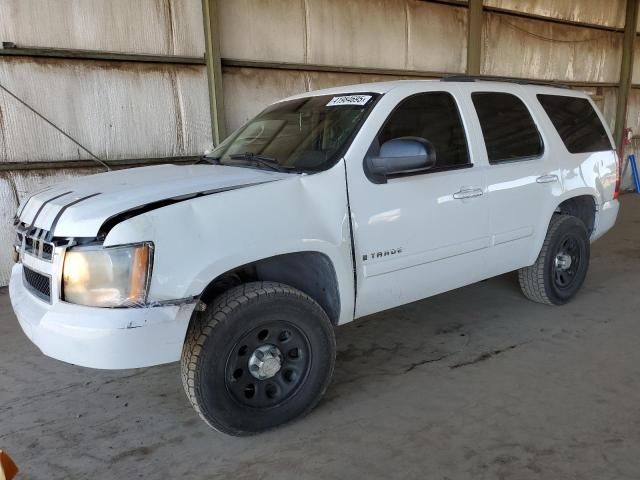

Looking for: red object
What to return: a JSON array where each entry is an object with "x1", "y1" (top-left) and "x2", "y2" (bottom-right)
[{"x1": 0, "y1": 450, "x2": 18, "y2": 480}]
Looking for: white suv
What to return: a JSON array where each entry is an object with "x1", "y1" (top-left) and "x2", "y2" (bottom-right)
[{"x1": 9, "y1": 78, "x2": 620, "y2": 435}]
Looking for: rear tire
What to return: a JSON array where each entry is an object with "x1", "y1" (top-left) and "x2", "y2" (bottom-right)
[
  {"x1": 181, "y1": 281, "x2": 336, "y2": 436},
  {"x1": 518, "y1": 215, "x2": 590, "y2": 305}
]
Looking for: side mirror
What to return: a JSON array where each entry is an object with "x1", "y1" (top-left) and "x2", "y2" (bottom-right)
[{"x1": 367, "y1": 137, "x2": 436, "y2": 178}]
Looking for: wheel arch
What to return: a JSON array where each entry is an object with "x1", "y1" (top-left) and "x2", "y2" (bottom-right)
[
  {"x1": 198, "y1": 251, "x2": 342, "y2": 325},
  {"x1": 553, "y1": 194, "x2": 597, "y2": 235},
  {"x1": 527, "y1": 192, "x2": 598, "y2": 266}
]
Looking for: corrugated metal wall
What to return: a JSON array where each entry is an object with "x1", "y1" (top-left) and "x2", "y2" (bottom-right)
[
  {"x1": 485, "y1": 0, "x2": 627, "y2": 28},
  {"x1": 483, "y1": 14, "x2": 622, "y2": 82},
  {"x1": 2, "y1": 0, "x2": 205, "y2": 55},
  {"x1": 218, "y1": 0, "x2": 627, "y2": 132},
  {"x1": 0, "y1": 0, "x2": 210, "y2": 285},
  {"x1": 0, "y1": 0, "x2": 636, "y2": 285},
  {"x1": 0, "y1": 58, "x2": 210, "y2": 162},
  {"x1": 220, "y1": 0, "x2": 469, "y2": 131}
]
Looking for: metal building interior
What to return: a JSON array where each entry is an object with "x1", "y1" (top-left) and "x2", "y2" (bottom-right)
[
  {"x1": 1, "y1": 1, "x2": 640, "y2": 478},
  {"x1": 2, "y1": 0, "x2": 640, "y2": 285}
]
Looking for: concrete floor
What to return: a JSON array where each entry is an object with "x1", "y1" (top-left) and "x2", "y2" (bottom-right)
[{"x1": 1, "y1": 195, "x2": 640, "y2": 480}]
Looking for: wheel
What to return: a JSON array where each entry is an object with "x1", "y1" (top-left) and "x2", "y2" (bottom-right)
[
  {"x1": 181, "y1": 281, "x2": 336, "y2": 436},
  {"x1": 518, "y1": 215, "x2": 590, "y2": 305}
]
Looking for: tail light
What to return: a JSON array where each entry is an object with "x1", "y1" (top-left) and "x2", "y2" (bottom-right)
[{"x1": 614, "y1": 151, "x2": 622, "y2": 199}]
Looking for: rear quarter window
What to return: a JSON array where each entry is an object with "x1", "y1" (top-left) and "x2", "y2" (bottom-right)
[{"x1": 537, "y1": 94, "x2": 612, "y2": 154}]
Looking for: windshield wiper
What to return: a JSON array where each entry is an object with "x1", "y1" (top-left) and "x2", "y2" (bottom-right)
[
  {"x1": 227, "y1": 153, "x2": 293, "y2": 173},
  {"x1": 194, "y1": 155, "x2": 221, "y2": 165}
]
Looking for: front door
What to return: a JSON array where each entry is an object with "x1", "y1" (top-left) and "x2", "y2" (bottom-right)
[{"x1": 346, "y1": 89, "x2": 491, "y2": 318}]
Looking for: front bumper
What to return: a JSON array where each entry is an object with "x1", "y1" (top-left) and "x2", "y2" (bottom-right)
[{"x1": 9, "y1": 263, "x2": 196, "y2": 369}]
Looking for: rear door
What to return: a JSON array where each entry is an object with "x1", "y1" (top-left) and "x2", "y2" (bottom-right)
[
  {"x1": 468, "y1": 86, "x2": 562, "y2": 273},
  {"x1": 345, "y1": 87, "x2": 491, "y2": 318}
]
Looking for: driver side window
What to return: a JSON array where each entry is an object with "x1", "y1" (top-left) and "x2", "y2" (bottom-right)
[{"x1": 378, "y1": 92, "x2": 470, "y2": 169}]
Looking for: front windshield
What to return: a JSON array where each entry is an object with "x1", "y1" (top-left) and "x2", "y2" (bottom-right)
[{"x1": 208, "y1": 93, "x2": 379, "y2": 172}]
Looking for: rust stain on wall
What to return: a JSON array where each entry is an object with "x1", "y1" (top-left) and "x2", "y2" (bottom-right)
[
  {"x1": 164, "y1": 0, "x2": 177, "y2": 55},
  {"x1": 0, "y1": 104, "x2": 6, "y2": 161},
  {"x1": 169, "y1": 70, "x2": 186, "y2": 154}
]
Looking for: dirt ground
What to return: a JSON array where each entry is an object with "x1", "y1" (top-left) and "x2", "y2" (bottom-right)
[{"x1": 1, "y1": 195, "x2": 639, "y2": 479}]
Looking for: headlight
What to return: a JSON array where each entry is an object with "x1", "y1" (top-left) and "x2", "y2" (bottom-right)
[{"x1": 62, "y1": 243, "x2": 153, "y2": 307}]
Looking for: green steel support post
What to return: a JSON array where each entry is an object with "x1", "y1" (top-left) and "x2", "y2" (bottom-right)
[
  {"x1": 202, "y1": 0, "x2": 226, "y2": 145},
  {"x1": 467, "y1": 0, "x2": 483, "y2": 75},
  {"x1": 615, "y1": 0, "x2": 639, "y2": 148}
]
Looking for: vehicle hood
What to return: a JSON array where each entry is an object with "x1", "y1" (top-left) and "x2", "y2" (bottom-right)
[{"x1": 17, "y1": 164, "x2": 290, "y2": 238}]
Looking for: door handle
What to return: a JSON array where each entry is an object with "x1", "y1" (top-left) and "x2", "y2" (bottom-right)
[
  {"x1": 453, "y1": 187, "x2": 483, "y2": 200},
  {"x1": 536, "y1": 174, "x2": 559, "y2": 184}
]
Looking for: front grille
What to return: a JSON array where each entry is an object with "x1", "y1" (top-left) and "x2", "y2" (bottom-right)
[
  {"x1": 23, "y1": 266, "x2": 52, "y2": 303},
  {"x1": 15, "y1": 224, "x2": 55, "y2": 261}
]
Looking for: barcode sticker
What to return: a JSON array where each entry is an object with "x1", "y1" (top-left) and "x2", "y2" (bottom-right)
[{"x1": 326, "y1": 95, "x2": 372, "y2": 107}]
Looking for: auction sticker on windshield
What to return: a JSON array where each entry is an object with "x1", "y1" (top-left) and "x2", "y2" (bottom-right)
[{"x1": 326, "y1": 95, "x2": 372, "y2": 107}]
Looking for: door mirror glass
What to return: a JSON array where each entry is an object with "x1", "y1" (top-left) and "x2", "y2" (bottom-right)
[{"x1": 368, "y1": 137, "x2": 436, "y2": 177}]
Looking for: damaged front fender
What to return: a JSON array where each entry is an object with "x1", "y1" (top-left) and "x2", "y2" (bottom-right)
[{"x1": 103, "y1": 161, "x2": 356, "y2": 325}]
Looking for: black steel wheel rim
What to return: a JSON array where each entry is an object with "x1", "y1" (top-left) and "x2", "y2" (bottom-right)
[
  {"x1": 224, "y1": 321, "x2": 311, "y2": 409},
  {"x1": 553, "y1": 235, "x2": 581, "y2": 290}
]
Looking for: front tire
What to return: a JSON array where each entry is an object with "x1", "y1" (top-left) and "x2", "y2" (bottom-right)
[
  {"x1": 181, "y1": 282, "x2": 336, "y2": 436},
  {"x1": 518, "y1": 215, "x2": 590, "y2": 305}
]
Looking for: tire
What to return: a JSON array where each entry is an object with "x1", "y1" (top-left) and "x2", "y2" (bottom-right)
[
  {"x1": 181, "y1": 281, "x2": 336, "y2": 436},
  {"x1": 518, "y1": 215, "x2": 590, "y2": 305}
]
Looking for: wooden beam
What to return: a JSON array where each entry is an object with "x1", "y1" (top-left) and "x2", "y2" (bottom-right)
[
  {"x1": 615, "y1": 0, "x2": 639, "y2": 148},
  {"x1": 467, "y1": 0, "x2": 483, "y2": 75},
  {"x1": 222, "y1": 58, "x2": 449, "y2": 79},
  {"x1": 221, "y1": 59, "x2": 618, "y2": 89},
  {"x1": 202, "y1": 0, "x2": 226, "y2": 145},
  {"x1": 0, "y1": 157, "x2": 199, "y2": 172},
  {"x1": 482, "y1": 6, "x2": 624, "y2": 33},
  {"x1": 0, "y1": 46, "x2": 205, "y2": 65}
]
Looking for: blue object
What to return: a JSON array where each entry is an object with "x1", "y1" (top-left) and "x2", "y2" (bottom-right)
[{"x1": 630, "y1": 154, "x2": 640, "y2": 194}]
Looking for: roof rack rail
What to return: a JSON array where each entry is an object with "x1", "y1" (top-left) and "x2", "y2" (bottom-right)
[{"x1": 440, "y1": 75, "x2": 571, "y2": 89}]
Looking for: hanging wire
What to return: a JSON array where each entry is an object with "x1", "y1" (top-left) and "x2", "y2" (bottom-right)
[
  {"x1": 500, "y1": 17, "x2": 611, "y2": 44},
  {"x1": 0, "y1": 80, "x2": 111, "y2": 171}
]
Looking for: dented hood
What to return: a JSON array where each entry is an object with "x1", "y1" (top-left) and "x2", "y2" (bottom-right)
[{"x1": 17, "y1": 164, "x2": 290, "y2": 238}]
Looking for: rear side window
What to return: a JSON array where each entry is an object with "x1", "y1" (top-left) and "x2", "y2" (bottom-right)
[
  {"x1": 378, "y1": 92, "x2": 470, "y2": 169},
  {"x1": 537, "y1": 94, "x2": 612, "y2": 153},
  {"x1": 472, "y1": 92, "x2": 544, "y2": 163}
]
